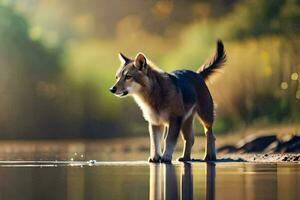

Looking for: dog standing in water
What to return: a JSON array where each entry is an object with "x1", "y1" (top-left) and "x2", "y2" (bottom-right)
[{"x1": 110, "y1": 40, "x2": 226, "y2": 163}]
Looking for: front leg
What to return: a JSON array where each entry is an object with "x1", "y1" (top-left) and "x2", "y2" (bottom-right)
[
  {"x1": 148, "y1": 124, "x2": 163, "y2": 163},
  {"x1": 161, "y1": 117, "x2": 182, "y2": 163}
]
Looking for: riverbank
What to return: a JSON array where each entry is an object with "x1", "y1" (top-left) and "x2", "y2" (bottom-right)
[{"x1": 0, "y1": 125, "x2": 299, "y2": 162}]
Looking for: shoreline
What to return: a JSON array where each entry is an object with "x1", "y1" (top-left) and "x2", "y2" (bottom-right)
[{"x1": 220, "y1": 153, "x2": 300, "y2": 163}]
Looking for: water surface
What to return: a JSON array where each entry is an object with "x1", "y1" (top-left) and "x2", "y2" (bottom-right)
[{"x1": 0, "y1": 162, "x2": 299, "y2": 200}]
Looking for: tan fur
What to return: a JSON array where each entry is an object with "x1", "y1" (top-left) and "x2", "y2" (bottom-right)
[{"x1": 111, "y1": 41, "x2": 226, "y2": 162}]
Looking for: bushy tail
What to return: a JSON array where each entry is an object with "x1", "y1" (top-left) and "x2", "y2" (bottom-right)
[{"x1": 198, "y1": 40, "x2": 226, "y2": 81}]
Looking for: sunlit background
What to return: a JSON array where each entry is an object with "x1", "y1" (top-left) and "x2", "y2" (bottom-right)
[{"x1": 0, "y1": 0, "x2": 299, "y2": 139}]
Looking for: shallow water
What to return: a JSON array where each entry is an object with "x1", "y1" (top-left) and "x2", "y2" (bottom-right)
[
  {"x1": 0, "y1": 140, "x2": 299, "y2": 199},
  {"x1": 0, "y1": 161, "x2": 299, "y2": 200}
]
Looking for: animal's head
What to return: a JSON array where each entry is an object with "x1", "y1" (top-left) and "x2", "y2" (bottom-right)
[{"x1": 110, "y1": 52, "x2": 150, "y2": 97}]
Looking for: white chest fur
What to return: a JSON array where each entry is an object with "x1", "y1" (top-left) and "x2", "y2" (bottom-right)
[{"x1": 133, "y1": 95, "x2": 168, "y2": 125}]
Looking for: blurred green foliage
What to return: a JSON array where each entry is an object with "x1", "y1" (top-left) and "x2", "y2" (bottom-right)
[{"x1": 0, "y1": 0, "x2": 299, "y2": 139}]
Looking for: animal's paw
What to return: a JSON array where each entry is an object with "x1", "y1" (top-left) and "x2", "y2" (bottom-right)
[
  {"x1": 148, "y1": 155, "x2": 161, "y2": 163},
  {"x1": 177, "y1": 156, "x2": 191, "y2": 162},
  {"x1": 203, "y1": 153, "x2": 217, "y2": 161},
  {"x1": 161, "y1": 154, "x2": 172, "y2": 164}
]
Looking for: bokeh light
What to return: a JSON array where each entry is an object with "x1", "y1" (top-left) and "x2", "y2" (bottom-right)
[
  {"x1": 296, "y1": 90, "x2": 300, "y2": 99},
  {"x1": 280, "y1": 82, "x2": 288, "y2": 90},
  {"x1": 291, "y1": 72, "x2": 299, "y2": 81}
]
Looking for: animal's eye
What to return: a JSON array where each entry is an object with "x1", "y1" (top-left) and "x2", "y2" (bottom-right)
[{"x1": 125, "y1": 75, "x2": 132, "y2": 80}]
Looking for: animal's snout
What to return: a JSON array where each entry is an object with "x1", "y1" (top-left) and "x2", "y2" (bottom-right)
[{"x1": 110, "y1": 86, "x2": 117, "y2": 94}]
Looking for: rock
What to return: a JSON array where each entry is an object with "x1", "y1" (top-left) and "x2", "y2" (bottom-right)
[
  {"x1": 263, "y1": 135, "x2": 300, "y2": 153},
  {"x1": 264, "y1": 140, "x2": 280, "y2": 153},
  {"x1": 236, "y1": 134, "x2": 277, "y2": 153},
  {"x1": 280, "y1": 135, "x2": 300, "y2": 152},
  {"x1": 261, "y1": 135, "x2": 300, "y2": 153},
  {"x1": 284, "y1": 141, "x2": 300, "y2": 153},
  {"x1": 282, "y1": 156, "x2": 288, "y2": 161},
  {"x1": 292, "y1": 155, "x2": 300, "y2": 161},
  {"x1": 218, "y1": 134, "x2": 300, "y2": 155}
]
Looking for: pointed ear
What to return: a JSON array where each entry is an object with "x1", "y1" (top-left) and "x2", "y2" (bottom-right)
[
  {"x1": 118, "y1": 52, "x2": 131, "y2": 64},
  {"x1": 134, "y1": 53, "x2": 147, "y2": 70}
]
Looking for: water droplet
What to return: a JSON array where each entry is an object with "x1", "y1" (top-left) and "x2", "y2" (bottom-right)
[{"x1": 88, "y1": 160, "x2": 96, "y2": 166}]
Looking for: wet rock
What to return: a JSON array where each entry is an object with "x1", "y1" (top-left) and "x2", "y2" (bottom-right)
[
  {"x1": 236, "y1": 134, "x2": 277, "y2": 153},
  {"x1": 282, "y1": 156, "x2": 288, "y2": 161},
  {"x1": 284, "y1": 141, "x2": 300, "y2": 153},
  {"x1": 218, "y1": 134, "x2": 300, "y2": 155},
  {"x1": 293, "y1": 155, "x2": 300, "y2": 161},
  {"x1": 263, "y1": 140, "x2": 280, "y2": 153},
  {"x1": 264, "y1": 135, "x2": 300, "y2": 153}
]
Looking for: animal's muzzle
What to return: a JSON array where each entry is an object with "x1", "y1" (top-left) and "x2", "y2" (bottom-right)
[{"x1": 109, "y1": 86, "x2": 117, "y2": 94}]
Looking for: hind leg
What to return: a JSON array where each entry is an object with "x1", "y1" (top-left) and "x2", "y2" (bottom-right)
[
  {"x1": 177, "y1": 115, "x2": 194, "y2": 162},
  {"x1": 196, "y1": 88, "x2": 216, "y2": 161},
  {"x1": 197, "y1": 109, "x2": 216, "y2": 161},
  {"x1": 202, "y1": 125, "x2": 216, "y2": 161},
  {"x1": 194, "y1": 75, "x2": 218, "y2": 161}
]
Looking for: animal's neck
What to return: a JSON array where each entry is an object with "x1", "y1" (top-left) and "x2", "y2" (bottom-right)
[{"x1": 136, "y1": 67, "x2": 165, "y2": 112}]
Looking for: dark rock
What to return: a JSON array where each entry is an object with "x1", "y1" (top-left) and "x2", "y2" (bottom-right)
[
  {"x1": 292, "y1": 156, "x2": 300, "y2": 161},
  {"x1": 267, "y1": 135, "x2": 300, "y2": 153},
  {"x1": 264, "y1": 140, "x2": 280, "y2": 153},
  {"x1": 284, "y1": 141, "x2": 300, "y2": 153},
  {"x1": 282, "y1": 156, "x2": 288, "y2": 161},
  {"x1": 236, "y1": 134, "x2": 277, "y2": 153}
]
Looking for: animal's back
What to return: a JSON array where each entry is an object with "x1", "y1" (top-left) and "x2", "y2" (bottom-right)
[
  {"x1": 170, "y1": 69, "x2": 207, "y2": 106},
  {"x1": 171, "y1": 69, "x2": 214, "y2": 123}
]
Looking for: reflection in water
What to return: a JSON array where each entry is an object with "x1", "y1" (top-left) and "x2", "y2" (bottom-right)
[
  {"x1": 149, "y1": 163, "x2": 216, "y2": 200},
  {"x1": 180, "y1": 163, "x2": 193, "y2": 200},
  {"x1": 206, "y1": 163, "x2": 215, "y2": 200},
  {"x1": 0, "y1": 163, "x2": 299, "y2": 200},
  {"x1": 149, "y1": 164, "x2": 162, "y2": 200},
  {"x1": 164, "y1": 164, "x2": 178, "y2": 200}
]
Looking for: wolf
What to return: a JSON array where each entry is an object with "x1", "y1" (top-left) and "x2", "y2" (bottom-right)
[{"x1": 110, "y1": 40, "x2": 226, "y2": 163}]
